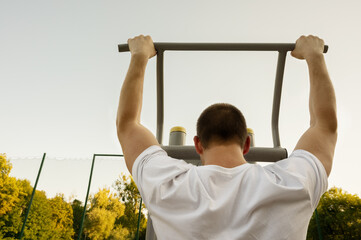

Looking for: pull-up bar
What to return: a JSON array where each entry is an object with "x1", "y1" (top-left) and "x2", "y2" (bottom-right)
[
  {"x1": 118, "y1": 42, "x2": 328, "y2": 162},
  {"x1": 118, "y1": 42, "x2": 328, "y2": 53}
]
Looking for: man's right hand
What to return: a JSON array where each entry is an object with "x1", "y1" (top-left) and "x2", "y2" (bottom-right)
[
  {"x1": 291, "y1": 35, "x2": 325, "y2": 60},
  {"x1": 293, "y1": 35, "x2": 337, "y2": 177}
]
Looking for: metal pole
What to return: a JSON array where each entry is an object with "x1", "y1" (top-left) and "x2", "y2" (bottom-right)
[
  {"x1": 156, "y1": 50, "x2": 164, "y2": 144},
  {"x1": 77, "y1": 154, "x2": 96, "y2": 240},
  {"x1": 315, "y1": 209, "x2": 323, "y2": 240},
  {"x1": 19, "y1": 153, "x2": 46, "y2": 239},
  {"x1": 135, "y1": 198, "x2": 143, "y2": 240},
  {"x1": 271, "y1": 51, "x2": 287, "y2": 147}
]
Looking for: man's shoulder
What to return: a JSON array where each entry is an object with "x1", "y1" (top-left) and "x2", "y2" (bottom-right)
[
  {"x1": 265, "y1": 149, "x2": 325, "y2": 171},
  {"x1": 262, "y1": 149, "x2": 328, "y2": 192},
  {"x1": 132, "y1": 145, "x2": 194, "y2": 181}
]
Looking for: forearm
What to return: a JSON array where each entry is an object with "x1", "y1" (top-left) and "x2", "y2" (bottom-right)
[
  {"x1": 117, "y1": 54, "x2": 149, "y2": 130},
  {"x1": 307, "y1": 54, "x2": 337, "y2": 131}
]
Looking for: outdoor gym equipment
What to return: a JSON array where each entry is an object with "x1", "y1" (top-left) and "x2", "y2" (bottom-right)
[
  {"x1": 118, "y1": 42, "x2": 328, "y2": 163},
  {"x1": 118, "y1": 41, "x2": 328, "y2": 240}
]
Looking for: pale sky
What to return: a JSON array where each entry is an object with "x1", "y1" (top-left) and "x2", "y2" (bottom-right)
[{"x1": 1, "y1": 0, "x2": 360, "y2": 200}]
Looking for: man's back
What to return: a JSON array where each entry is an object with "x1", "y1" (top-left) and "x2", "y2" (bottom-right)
[{"x1": 133, "y1": 146, "x2": 327, "y2": 239}]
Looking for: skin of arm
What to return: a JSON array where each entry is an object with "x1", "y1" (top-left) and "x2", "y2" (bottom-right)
[
  {"x1": 116, "y1": 35, "x2": 159, "y2": 174},
  {"x1": 292, "y1": 35, "x2": 337, "y2": 177}
]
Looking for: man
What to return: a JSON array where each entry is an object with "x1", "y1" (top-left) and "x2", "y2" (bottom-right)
[{"x1": 116, "y1": 35, "x2": 337, "y2": 239}]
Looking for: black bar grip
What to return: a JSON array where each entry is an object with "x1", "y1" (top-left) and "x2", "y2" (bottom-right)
[
  {"x1": 118, "y1": 43, "x2": 328, "y2": 53},
  {"x1": 118, "y1": 44, "x2": 130, "y2": 52}
]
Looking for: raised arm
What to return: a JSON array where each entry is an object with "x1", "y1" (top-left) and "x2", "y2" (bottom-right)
[
  {"x1": 292, "y1": 35, "x2": 337, "y2": 177},
  {"x1": 116, "y1": 35, "x2": 159, "y2": 174}
]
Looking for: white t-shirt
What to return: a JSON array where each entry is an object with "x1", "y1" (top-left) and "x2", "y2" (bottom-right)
[{"x1": 132, "y1": 146, "x2": 328, "y2": 240}]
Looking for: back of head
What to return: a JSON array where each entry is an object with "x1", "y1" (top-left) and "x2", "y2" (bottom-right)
[{"x1": 196, "y1": 103, "x2": 248, "y2": 149}]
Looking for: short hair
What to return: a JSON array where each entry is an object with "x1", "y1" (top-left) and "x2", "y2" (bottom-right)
[{"x1": 196, "y1": 103, "x2": 247, "y2": 149}]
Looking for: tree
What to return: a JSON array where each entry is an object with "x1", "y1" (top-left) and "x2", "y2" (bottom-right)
[
  {"x1": 72, "y1": 199, "x2": 85, "y2": 240},
  {"x1": 114, "y1": 174, "x2": 147, "y2": 239},
  {"x1": 48, "y1": 194, "x2": 74, "y2": 239},
  {"x1": 84, "y1": 188, "x2": 128, "y2": 240},
  {"x1": 0, "y1": 179, "x2": 33, "y2": 239},
  {"x1": 0, "y1": 154, "x2": 31, "y2": 239},
  {"x1": 0, "y1": 154, "x2": 20, "y2": 216},
  {"x1": 21, "y1": 190, "x2": 54, "y2": 239},
  {"x1": 108, "y1": 224, "x2": 130, "y2": 240},
  {"x1": 1, "y1": 155, "x2": 74, "y2": 239},
  {"x1": 85, "y1": 207, "x2": 116, "y2": 240},
  {"x1": 307, "y1": 187, "x2": 361, "y2": 239}
]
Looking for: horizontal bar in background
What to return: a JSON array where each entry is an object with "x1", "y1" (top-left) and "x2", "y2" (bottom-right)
[{"x1": 162, "y1": 146, "x2": 288, "y2": 164}]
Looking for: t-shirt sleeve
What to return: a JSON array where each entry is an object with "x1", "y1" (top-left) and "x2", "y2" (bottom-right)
[
  {"x1": 132, "y1": 145, "x2": 194, "y2": 204},
  {"x1": 265, "y1": 150, "x2": 328, "y2": 210}
]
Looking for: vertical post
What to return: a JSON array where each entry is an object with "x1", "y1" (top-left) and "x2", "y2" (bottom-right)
[
  {"x1": 19, "y1": 153, "x2": 46, "y2": 239},
  {"x1": 77, "y1": 154, "x2": 96, "y2": 240},
  {"x1": 271, "y1": 51, "x2": 287, "y2": 147},
  {"x1": 315, "y1": 209, "x2": 323, "y2": 240},
  {"x1": 156, "y1": 50, "x2": 164, "y2": 144},
  {"x1": 135, "y1": 198, "x2": 143, "y2": 240},
  {"x1": 147, "y1": 49, "x2": 164, "y2": 240}
]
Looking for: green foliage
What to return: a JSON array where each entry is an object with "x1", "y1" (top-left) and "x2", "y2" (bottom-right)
[
  {"x1": 83, "y1": 188, "x2": 128, "y2": 240},
  {"x1": 21, "y1": 190, "x2": 54, "y2": 239},
  {"x1": 108, "y1": 224, "x2": 131, "y2": 240},
  {"x1": 114, "y1": 174, "x2": 147, "y2": 239},
  {"x1": 48, "y1": 194, "x2": 75, "y2": 239},
  {"x1": 71, "y1": 199, "x2": 84, "y2": 240},
  {"x1": 0, "y1": 178, "x2": 32, "y2": 239},
  {"x1": 0, "y1": 154, "x2": 20, "y2": 216},
  {"x1": 85, "y1": 207, "x2": 117, "y2": 240},
  {"x1": 0, "y1": 155, "x2": 74, "y2": 239},
  {"x1": 307, "y1": 187, "x2": 361, "y2": 239},
  {"x1": 0, "y1": 155, "x2": 33, "y2": 239}
]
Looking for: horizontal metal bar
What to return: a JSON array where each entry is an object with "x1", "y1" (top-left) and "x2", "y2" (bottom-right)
[
  {"x1": 93, "y1": 154, "x2": 124, "y2": 157},
  {"x1": 162, "y1": 146, "x2": 288, "y2": 163},
  {"x1": 119, "y1": 42, "x2": 328, "y2": 53}
]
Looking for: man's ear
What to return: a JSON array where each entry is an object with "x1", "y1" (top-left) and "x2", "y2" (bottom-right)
[
  {"x1": 193, "y1": 136, "x2": 204, "y2": 155},
  {"x1": 243, "y1": 136, "x2": 251, "y2": 155}
]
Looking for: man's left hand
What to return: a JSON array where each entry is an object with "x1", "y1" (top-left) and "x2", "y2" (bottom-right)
[{"x1": 128, "y1": 35, "x2": 157, "y2": 59}]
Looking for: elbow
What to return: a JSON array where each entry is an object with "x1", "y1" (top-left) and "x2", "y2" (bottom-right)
[
  {"x1": 326, "y1": 111, "x2": 338, "y2": 133},
  {"x1": 116, "y1": 123, "x2": 126, "y2": 143},
  {"x1": 116, "y1": 116, "x2": 137, "y2": 141},
  {"x1": 116, "y1": 116, "x2": 127, "y2": 139},
  {"x1": 330, "y1": 118, "x2": 338, "y2": 133},
  {"x1": 116, "y1": 110, "x2": 138, "y2": 132},
  {"x1": 116, "y1": 111, "x2": 129, "y2": 132}
]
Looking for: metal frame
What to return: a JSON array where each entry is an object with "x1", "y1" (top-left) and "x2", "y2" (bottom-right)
[
  {"x1": 118, "y1": 42, "x2": 328, "y2": 147},
  {"x1": 77, "y1": 154, "x2": 123, "y2": 240},
  {"x1": 77, "y1": 153, "x2": 144, "y2": 240}
]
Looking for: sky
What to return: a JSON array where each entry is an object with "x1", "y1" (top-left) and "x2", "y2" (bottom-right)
[{"x1": 1, "y1": 0, "x2": 361, "y2": 200}]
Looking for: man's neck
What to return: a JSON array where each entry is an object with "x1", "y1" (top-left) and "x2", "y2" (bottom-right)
[{"x1": 202, "y1": 144, "x2": 247, "y2": 168}]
